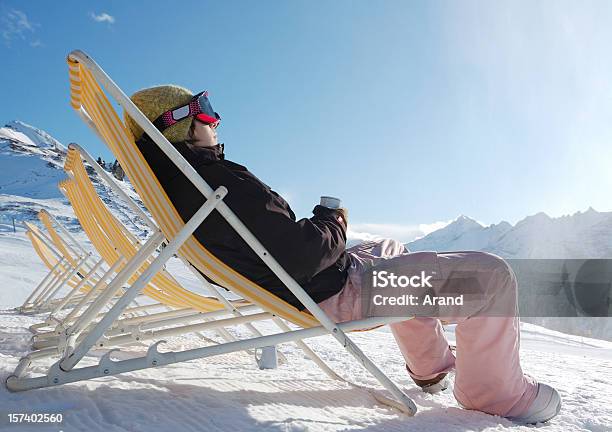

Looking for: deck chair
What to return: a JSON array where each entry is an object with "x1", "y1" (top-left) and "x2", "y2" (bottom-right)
[
  {"x1": 27, "y1": 210, "x2": 168, "y2": 343},
  {"x1": 26, "y1": 211, "x2": 152, "y2": 321},
  {"x1": 15, "y1": 218, "x2": 123, "y2": 317},
  {"x1": 19, "y1": 222, "x2": 85, "y2": 314},
  {"x1": 20, "y1": 219, "x2": 97, "y2": 332},
  {"x1": 6, "y1": 50, "x2": 417, "y2": 416},
  {"x1": 9, "y1": 175, "x2": 262, "y2": 368},
  {"x1": 20, "y1": 212, "x2": 146, "y2": 320}
]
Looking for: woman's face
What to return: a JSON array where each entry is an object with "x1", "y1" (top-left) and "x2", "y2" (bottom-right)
[{"x1": 189, "y1": 118, "x2": 218, "y2": 147}]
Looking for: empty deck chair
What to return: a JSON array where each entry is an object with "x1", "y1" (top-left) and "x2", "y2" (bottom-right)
[
  {"x1": 19, "y1": 221, "x2": 95, "y2": 315},
  {"x1": 20, "y1": 213, "x2": 142, "y2": 320},
  {"x1": 20, "y1": 223, "x2": 80, "y2": 313},
  {"x1": 8, "y1": 172, "x2": 262, "y2": 369},
  {"x1": 28, "y1": 210, "x2": 167, "y2": 343},
  {"x1": 6, "y1": 50, "x2": 417, "y2": 416}
]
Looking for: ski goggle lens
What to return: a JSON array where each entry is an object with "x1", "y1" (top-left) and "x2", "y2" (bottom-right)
[{"x1": 153, "y1": 90, "x2": 221, "y2": 132}]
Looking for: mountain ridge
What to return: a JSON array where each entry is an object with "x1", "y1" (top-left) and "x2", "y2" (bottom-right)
[{"x1": 408, "y1": 207, "x2": 612, "y2": 259}]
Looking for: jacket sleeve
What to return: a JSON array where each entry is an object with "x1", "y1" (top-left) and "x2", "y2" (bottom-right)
[
  {"x1": 258, "y1": 202, "x2": 348, "y2": 282},
  {"x1": 189, "y1": 154, "x2": 348, "y2": 282},
  {"x1": 220, "y1": 171, "x2": 347, "y2": 282}
]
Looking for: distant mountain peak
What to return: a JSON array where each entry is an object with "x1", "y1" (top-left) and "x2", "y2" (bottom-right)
[
  {"x1": 533, "y1": 211, "x2": 551, "y2": 218},
  {"x1": 451, "y1": 214, "x2": 483, "y2": 228},
  {"x1": 518, "y1": 211, "x2": 552, "y2": 225},
  {"x1": 3, "y1": 120, "x2": 65, "y2": 152}
]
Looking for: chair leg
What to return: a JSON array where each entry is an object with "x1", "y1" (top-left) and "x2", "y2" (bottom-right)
[
  {"x1": 25, "y1": 262, "x2": 67, "y2": 311},
  {"x1": 20, "y1": 259, "x2": 64, "y2": 310},
  {"x1": 47, "y1": 256, "x2": 102, "y2": 317}
]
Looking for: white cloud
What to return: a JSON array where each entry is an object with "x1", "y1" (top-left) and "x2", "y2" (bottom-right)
[
  {"x1": 1, "y1": 9, "x2": 37, "y2": 46},
  {"x1": 348, "y1": 218, "x2": 453, "y2": 244},
  {"x1": 90, "y1": 12, "x2": 115, "y2": 24}
]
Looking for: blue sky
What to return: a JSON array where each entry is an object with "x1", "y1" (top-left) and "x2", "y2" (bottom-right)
[{"x1": 1, "y1": 1, "x2": 612, "y2": 241}]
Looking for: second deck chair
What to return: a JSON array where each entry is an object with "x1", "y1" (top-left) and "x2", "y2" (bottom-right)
[
  {"x1": 18, "y1": 222, "x2": 91, "y2": 314},
  {"x1": 18, "y1": 215, "x2": 125, "y2": 319},
  {"x1": 55, "y1": 152, "x2": 266, "y2": 348},
  {"x1": 28, "y1": 210, "x2": 169, "y2": 342},
  {"x1": 6, "y1": 50, "x2": 418, "y2": 416},
  {"x1": 20, "y1": 214, "x2": 144, "y2": 320},
  {"x1": 9, "y1": 173, "x2": 266, "y2": 369}
]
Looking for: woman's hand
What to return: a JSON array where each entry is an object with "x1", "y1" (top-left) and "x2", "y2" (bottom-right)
[{"x1": 336, "y1": 207, "x2": 348, "y2": 227}]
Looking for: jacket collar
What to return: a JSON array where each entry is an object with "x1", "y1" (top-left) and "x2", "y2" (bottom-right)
[
  {"x1": 139, "y1": 134, "x2": 225, "y2": 164},
  {"x1": 188, "y1": 142, "x2": 225, "y2": 161}
]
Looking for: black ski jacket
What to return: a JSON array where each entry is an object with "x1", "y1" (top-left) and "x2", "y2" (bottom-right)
[{"x1": 136, "y1": 136, "x2": 349, "y2": 310}]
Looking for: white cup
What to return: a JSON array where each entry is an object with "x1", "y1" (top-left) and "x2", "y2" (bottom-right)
[
  {"x1": 255, "y1": 346, "x2": 278, "y2": 369},
  {"x1": 320, "y1": 196, "x2": 341, "y2": 209}
]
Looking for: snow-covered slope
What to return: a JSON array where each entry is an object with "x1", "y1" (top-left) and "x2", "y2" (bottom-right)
[
  {"x1": 0, "y1": 121, "x2": 67, "y2": 200},
  {"x1": 1, "y1": 120, "x2": 65, "y2": 152},
  {"x1": 0, "y1": 120, "x2": 150, "y2": 235},
  {"x1": 0, "y1": 282, "x2": 610, "y2": 431},
  {"x1": 1, "y1": 230, "x2": 611, "y2": 431}
]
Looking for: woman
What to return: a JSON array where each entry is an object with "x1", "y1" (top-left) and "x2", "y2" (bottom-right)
[{"x1": 124, "y1": 85, "x2": 561, "y2": 424}]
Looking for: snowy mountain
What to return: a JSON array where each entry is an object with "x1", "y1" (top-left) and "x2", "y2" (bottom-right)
[
  {"x1": 408, "y1": 210, "x2": 612, "y2": 259},
  {"x1": 0, "y1": 121, "x2": 67, "y2": 199},
  {"x1": 0, "y1": 120, "x2": 150, "y2": 235},
  {"x1": 407, "y1": 215, "x2": 507, "y2": 252},
  {"x1": 1, "y1": 120, "x2": 66, "y2": 152}
]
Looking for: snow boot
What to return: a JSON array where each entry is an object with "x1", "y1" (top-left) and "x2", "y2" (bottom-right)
[
  {"x1": 508, "y1": 383, "x2": 562, "y2": 424},
  {"x1": 407, "y1": 365, "x2": 449, "y2": 394}
]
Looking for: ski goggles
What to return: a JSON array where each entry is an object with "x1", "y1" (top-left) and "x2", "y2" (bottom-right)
[{"x1": 153, "y1": 90, "x2": 221, "y2": 131}]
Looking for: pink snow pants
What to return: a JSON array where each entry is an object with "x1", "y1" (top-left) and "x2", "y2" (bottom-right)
[{"x1": 317, "y1": 238, "x2": 538, "y2": 417}]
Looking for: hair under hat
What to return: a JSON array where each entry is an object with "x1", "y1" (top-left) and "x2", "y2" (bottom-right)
[{"x1": 124, "y1": 85, "x2": 194, "y2": 143}]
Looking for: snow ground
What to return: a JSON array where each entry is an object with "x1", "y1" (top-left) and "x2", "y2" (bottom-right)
[{"x1": 0, "y1": 231, "x2": 611, "y2": 431}]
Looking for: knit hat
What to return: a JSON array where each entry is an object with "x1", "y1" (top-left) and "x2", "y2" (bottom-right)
[{"x1": 124, "y1": 85, "x2": 195, "y2": 143}]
